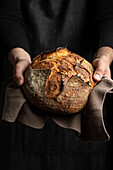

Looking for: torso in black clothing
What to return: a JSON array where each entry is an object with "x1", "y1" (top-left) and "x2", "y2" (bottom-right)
[
  {"x1": 1, "y1": 0, "x2": 113, "y2": 62},
  {"x1": 0, "y1": 1, "x2": 113, "y2": 169},
  {"x1": 22, "y1": 0, "x2": 93, "y2": 61}
]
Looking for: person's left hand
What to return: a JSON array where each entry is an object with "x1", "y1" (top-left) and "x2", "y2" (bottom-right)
[{"x1": 92, "y1": 46, "x2": 113, "y2": 81}]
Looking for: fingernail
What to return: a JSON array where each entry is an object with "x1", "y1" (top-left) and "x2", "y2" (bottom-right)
[
  {"x1": 16, "y1": 78, "x2": 21, "y2": 86},
  {"x1": 94, "y1": 73, "x2": 100, "y2": 80},
  {"x1": 17, "y1": 78, "x2": 21, "y2": 83}
]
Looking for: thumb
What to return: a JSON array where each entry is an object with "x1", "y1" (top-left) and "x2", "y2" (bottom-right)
[
  {"x1": 13, "y1": 60, "x2": 30, "y2": 86},
  {"x1": 92, "y1": 59, "x2": 105, "y2": 81}
]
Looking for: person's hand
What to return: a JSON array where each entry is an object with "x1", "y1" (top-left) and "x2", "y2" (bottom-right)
[
  {"x1": 8, "y1": 48, "x2": 31, "y2": 86},
  {"x1": 92, "y1": 46, "x2": 113, "y2": 81}
]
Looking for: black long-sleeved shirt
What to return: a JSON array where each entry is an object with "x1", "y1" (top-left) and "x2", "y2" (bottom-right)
[{"x1": 0, "y1": 0, "x2": 113, "y2": 61}]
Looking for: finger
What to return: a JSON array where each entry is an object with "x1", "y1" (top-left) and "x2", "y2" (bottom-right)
[
  {"x1": 92, "y1": 59, "x2": 105, "y2": 81},
  {"x1": 13, "y1": 65, "x2": 24, "y2": 86},
  {"x1": 14, "y1": 75, "x2": 24, "y2": 86},
  {"x1": 103, "y1": 67, "x2": 111, "y2": 78},
  {"x1": 13, "y1": 61, "x2": 29, "y2": 86},
  {"x1": 93, "y1": 70, "x2": 103, "y2": 81}
]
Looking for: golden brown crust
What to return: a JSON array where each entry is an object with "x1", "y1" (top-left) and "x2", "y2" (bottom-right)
[
  {"x1": 45, "y1": 70, "x2": 62, "y2": 98},
  {"x1": 23, "y1": 47, "x2": 95, "y2": 114},
  {"x1": 57, "y1": 76, "x2": 92, "y2": 113}
]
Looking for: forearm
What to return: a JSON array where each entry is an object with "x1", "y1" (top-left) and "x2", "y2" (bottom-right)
[
  {"x1": 0, "y1": 0, "x2": 30, "y2": 54},
  {"x1": 92, "y1": 0, "x2": 113, "y2": 51}
]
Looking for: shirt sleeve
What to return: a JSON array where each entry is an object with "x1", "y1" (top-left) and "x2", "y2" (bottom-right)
[
  {"x1": 0, "y1": 0, "x2": 31, "y2": 54},
  {"x1": 92, "y1": 0, "x2": 113, "y2": 51}
]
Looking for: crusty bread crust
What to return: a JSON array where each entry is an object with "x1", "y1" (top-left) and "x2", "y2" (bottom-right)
[{"x1": 23, "y1": 47, "x2": 95, "y2": 114}]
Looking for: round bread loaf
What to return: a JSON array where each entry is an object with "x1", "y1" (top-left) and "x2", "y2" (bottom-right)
[{"x1": 23, "y1": 47, "x2": 95, "y2": 114}]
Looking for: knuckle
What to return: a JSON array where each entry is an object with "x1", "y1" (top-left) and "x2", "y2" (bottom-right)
[
  {"x1": 95, "y1": 66, "x2": 104, "y2": 75},
  {"x1": 13, "y1": 73, "x2": 20, "y2": 80},
  {"x1": 97, "y1": 67, "x2": 104, "y2": 74},
  {"x1": 15, "y1": 61, "x2": 27, "y2": 72},
  {"x1": 15, "y1": 62, "x2": 22, "y2": 69}
]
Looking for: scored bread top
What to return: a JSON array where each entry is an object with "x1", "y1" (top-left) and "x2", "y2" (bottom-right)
[
  {"x1": 23, "y1": 47, "x2": 95, "y2": 114},
  {"x1": 29, "y1": 47, "x2": 95, "y2": 89}
]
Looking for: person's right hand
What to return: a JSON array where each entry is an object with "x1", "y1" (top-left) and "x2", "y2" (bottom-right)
[{"x1": 8, "y1": 48, "x2": 31, "y2": 86}]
